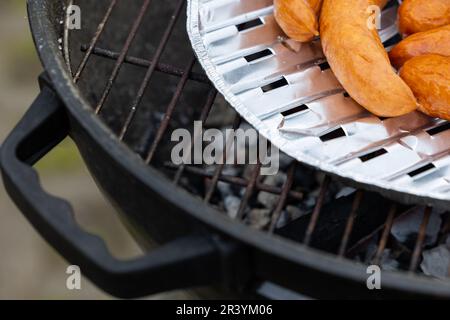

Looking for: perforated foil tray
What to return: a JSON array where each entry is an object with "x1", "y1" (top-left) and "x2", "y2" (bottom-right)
[{"x1": 187, "y1": 0, "x2": 450, "y2": 208}]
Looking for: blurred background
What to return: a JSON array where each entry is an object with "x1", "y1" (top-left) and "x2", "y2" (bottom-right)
[{"x1": 0, "y1": 0, "x2": 180, "y2": 299}]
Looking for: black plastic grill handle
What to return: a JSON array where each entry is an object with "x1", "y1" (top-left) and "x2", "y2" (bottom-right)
[{"x1": 0, "y1": 83, "x2": 233, "y2": 298}]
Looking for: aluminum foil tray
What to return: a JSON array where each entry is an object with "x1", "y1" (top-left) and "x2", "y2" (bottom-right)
[{"x1": 187, "y1": 0, "x2": 450, "y2": 207}]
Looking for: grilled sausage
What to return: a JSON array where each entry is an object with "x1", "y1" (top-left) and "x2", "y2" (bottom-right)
[
  {"x1": 389, "y1": 24, "x2": 450, "y2": 69},
  {"x1": 400, "y1": 54, "x2": 450, "y2": 120},
  {"x1": 274, "y1": 0, "x2": 322, "y2": 42},
  {"x1": 320, "y1": 0, "x2": 418, "y2": 117},
  {"x1": 398, "y1": 0, "x2": 450, "y2": 36},
  {"x1": 273, "y1": 0, "x2": 386, "y2": 43}
]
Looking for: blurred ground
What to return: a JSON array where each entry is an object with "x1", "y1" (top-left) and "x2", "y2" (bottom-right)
[{"x1": 0, "y1": 1, "x2": 188, "y2": 299}]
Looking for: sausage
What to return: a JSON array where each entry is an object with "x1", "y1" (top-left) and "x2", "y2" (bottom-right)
[
  {"x1": 389, "y1": 25, "x2": 450, "y2": 69},
  {"x1": 398, "y1": 0, "x2": 450, "y2": 36},
  {"x1": 309, "y1": 0, "x2": 323, "y2": 12},
  {"x1": 320, "y1": 0, "x2": 418, "y2": 117},
  {"x1": 274, "y1": 0, "x2": 322, "y2": 42},
  {"x1": 273, "y1": 0, "x2": 386, "y2": 43},
  {"x1": 399, "y1": 54, "x2": 450, "y2": 120}
]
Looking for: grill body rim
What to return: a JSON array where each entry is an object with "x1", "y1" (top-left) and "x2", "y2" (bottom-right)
[{"x1": 21, "y1": 0, "x2": 450, "y2": 299}]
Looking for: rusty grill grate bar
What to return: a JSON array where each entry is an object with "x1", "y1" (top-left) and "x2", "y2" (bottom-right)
[
  {"x1": 204, "y1": 114, "x2": 242, "y2": 203},
  {"x1": 120, "y1": 0, "x2": 186, "y2": 141},
  {"x1": 146, "y1": 56, "x2": 196, "y2": 163},
  {"x1": 269, "y1": 163, "x2": 296, "y2": 233},
  {"x1": 410, "y1": 207, "x2": 432, "y2": 272},
  {"x1": 71, "y1": 0, "x2": 450, "y2": 280},
  {"x1": 173, "y1": 87, "x2": 218, "y2": 185},
  {"x1": 338, "y1": 190, "x2": 364, "y2": 257},
  {"x1": 95, "y1": 0, "x2": 152, "y2": 114},
  {"x1": 373, "y1": 204, "x2": 397, "y2": 265},
  {"x1": 80, "y1": 45, "x2": 210, "y2": 83},
  {"x1": 236, "y1": 162, "x2": 262, "y2": 220},
  {"x1": 74, "y1": 0, "x2": 118, "y2": 83},
  {"x1": 165, "y1": 162, "x2": 304, "y2": 200},
  {"x1": 304, "y1": 176, "x2": 330, "y2": 246}
]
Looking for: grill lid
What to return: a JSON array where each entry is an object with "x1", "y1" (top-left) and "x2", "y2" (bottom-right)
[{"x1": 187, "y1": 0, "x2": 450, "y2": 207}]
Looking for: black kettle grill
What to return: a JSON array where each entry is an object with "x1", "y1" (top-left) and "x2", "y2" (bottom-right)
[{"x1": 2, "y1": 0, "x2": 450, "y2": 299}]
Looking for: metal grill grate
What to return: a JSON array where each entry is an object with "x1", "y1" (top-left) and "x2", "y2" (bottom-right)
[{"x1": 69, "y1": 0, "x2": 450, "y2": 282}]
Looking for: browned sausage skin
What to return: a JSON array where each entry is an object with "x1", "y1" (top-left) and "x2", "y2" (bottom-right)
[
  {"x1": 400, "y1": 54, "x2": 450, "y2": 120},
  {"x1": 320, "y1": 0, "x2": 418, "y2": 117},
  {"x1": 398, "y1": 0, "x2": 450, "y2": 36},
  {"x1": 273, "y1": 0, "x2": 387, "y2": 42},
  {"x1": 274, "y1": 0, "x2": 322, "y2": 42},
  {"x1": 389, "y1": 25, "x2": 450, "y2": 69}
]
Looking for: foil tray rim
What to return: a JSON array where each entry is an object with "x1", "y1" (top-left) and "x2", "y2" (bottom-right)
[{"x1": 186, "y1": 0, "x2": 450, "y2": 207}]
